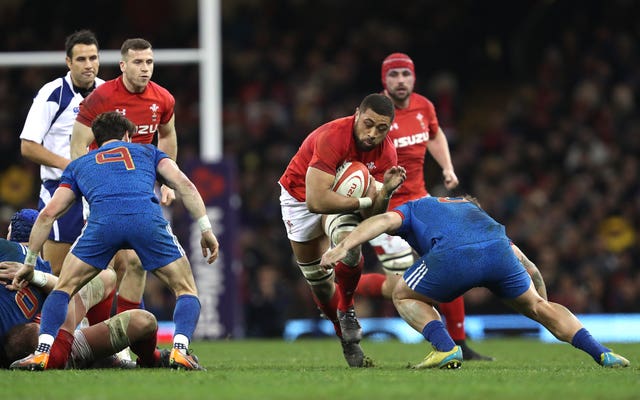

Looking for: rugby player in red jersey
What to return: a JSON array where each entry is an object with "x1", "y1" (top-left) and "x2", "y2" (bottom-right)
[{"x1": 279, "y1": 93, "x2": 406, "y2": 367}]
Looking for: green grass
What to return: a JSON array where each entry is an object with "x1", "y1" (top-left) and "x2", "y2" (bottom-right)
[{"x1": 3, "y1": 338, "x2": 639, "y2": 400}]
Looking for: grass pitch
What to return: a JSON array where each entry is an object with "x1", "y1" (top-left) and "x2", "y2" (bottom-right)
[{"x1": 3, "y1": 338, "x2": 638, "y2": 400}]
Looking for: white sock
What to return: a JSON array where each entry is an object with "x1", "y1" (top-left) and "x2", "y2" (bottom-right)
[
  {"x1": 36, "y1": 334, "x2": 55, "y2": 353},
  {"x1": 173, "y1": 334, "x2": 189, "y2": 350}
]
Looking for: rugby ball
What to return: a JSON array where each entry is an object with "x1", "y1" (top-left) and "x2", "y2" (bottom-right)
[{"x1": 331, "y1": 161, "x2": 370, "y2": 198}]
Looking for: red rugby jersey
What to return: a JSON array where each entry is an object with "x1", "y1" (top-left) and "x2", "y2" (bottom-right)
[{"x1": 76, "y1": 76, "x2": 175, "y2": 150}]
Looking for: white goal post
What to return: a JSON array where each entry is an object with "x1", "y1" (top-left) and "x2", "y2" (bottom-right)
[{"x1": 0, "y1": 0, "x2": 222, "y2": 162}]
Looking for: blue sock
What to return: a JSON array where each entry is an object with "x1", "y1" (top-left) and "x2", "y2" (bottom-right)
[
  {"x1": 422, "y1": 320, "x2": 456, "y2": 352},
  {"x1": 571, "y1": 328, "x2": 610, "y2": 362},
  {"x1": 39, "y1": 290, "x2": 71, "y2": 337},
  {"x1": 173, "y1": 294, "x2": 201, "y2": 341}
]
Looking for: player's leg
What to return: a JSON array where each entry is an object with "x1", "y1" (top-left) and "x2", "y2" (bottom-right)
[
  {"x1": 392, "y1": 277, "x2": 462, "y2": 369},
  {"x1": 68, "y1": 309, "x2": 159, "y2": 369},
  {"x1": 439, "y1": 296, "x2": 493, "y2": 361},
  {"x1": 152, "y1": 256, "x2": 203, "y2": 370},
  {"x1": 42, "y1": 241, "x2": 71, "y2": 276},
  {"x1": 114, "y1": 249, "x2": 147, "y2": 313},
  {"x1": 323, "y1": 213, "x2": 365, "y2": 342},
  {"x1": 503, "y1": 283, "x2": 629, "y2": 367},
  {"x1": 368, "y1": 234, "x2": 491, "y2": 360},
  {"x1": 10, "y1": 254, "x2": 100, "y2": 370}
]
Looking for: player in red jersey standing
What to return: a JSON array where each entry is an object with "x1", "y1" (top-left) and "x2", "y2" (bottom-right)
[
  {"x1": 356, "y1": 53, "x2": 492, "y2": 360},
  {"x1": 279, "y1": 93, "x2": 406, "y2": 367},
  {"x1": 69, "y1": 38, "x2": 178, "y2": 344}
]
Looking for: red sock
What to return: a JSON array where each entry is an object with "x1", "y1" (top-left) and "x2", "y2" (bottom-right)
[
  {"x1": 334, "y1": 258, "x2": 363, "y2": 311},
  {"x1": 86, "y1": 287, "x2": 115, "y2": 325},
  {"x1": 131, "y1": 328, "x2": 159, "y2": 367},
  {"x1": 439, "y1": 296, "x2": 466, "y2": 341},
  {"x1": 311, "y1": 290, "x2": 341, "y2": 336},
  {"x1": 48, "y1": 329, "x2": 74, "y2": 369},
  {"x1": 116, "y1": 295, "x2": 141, "y2": 314},
  {"x1": 355, "y1": 273, "x2": 386, "y2": 298}
]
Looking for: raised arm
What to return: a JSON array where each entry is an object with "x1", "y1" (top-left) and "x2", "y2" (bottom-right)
[
  {"x1": 157, "y1": 157, "x2": 219, "y2": 264},
  {"x1": 70, "y1": 121, "x2": 95, "y2": 160}
]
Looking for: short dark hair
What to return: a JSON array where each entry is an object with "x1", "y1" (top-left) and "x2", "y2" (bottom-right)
[
  {"x1": 3, "y1": 323, "x2": 39, "y2": 366},
  {"x1": 359, "y1": 93, "x2": 395, "y2": 121},
  {"x1": 64, "y1": 30, "x2": 99, "y2": 58},
  {"x1": 92, "y1": 112, "x2": 137, "y2": 147},
  {"x1": 120, "y1": 38, "x2": 152, "y2": 58}
]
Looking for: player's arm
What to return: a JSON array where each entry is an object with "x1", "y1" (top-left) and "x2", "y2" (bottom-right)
[
  {"x1": 12, "y1": 187, "x2": 76, "y2": 288},
  {"x1": 0, "y1": 261, "x2": 57, "y2": 293},
  {"x1": 305, "y1": 167, "x2": 366, "y2": 214},
  {"x1": 21, "y1": 139, "x2": 71, "y2": 170},
  {"x1": 70, "y1": 121, "x2": 94, "y2": 160},
  {"x1": 511, "y1": 243, "x2": 548, "y2": 300},
  {"x1": 156, "y1": 115, "x2": 178, "y2": 206},
  {"x1": 427, "y1": 127, "x2": 458, "y2": 190},
  {"x1": 320, "y1": 211, "x2": 403, "y2": 267},
  {"x1": 157, "y1": 157, "x2": 219, "y2": 264},
  {"x1": 157, "y1": 115, "x2": 177, "y2": 160}
]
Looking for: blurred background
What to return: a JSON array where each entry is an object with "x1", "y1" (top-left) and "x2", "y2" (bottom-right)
[{"x1": 0, "y1": 0, "x2": 638, "y2": 339}]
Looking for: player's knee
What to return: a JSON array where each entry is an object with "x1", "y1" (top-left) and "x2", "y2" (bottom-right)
[
  {"x1": 130, "y1": 310, "x2": 158, "y2": 336},
  {"x1": 298, "y1": 259, "x2": 334, "y2": 286},
  {"x1": 378, "y1": 248, "x2": 414, "y2": 275},
  {"x1": 323, "y1": 213, "x2": 362, "y2": 247}
]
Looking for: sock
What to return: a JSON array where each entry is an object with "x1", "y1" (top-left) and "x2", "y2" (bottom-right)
[
  {"x1": 86, "y1": 287, "x2": 116, "y2": 325},
  {"x1": 311, "y1": 290, "x2": 341, "y2": 336},
  {"x1": 39, "y1": 290, "x2": 71, "y2": 338},
  {"x1": 173, "y1": 295, "x2": 201, "y2": 343},
  {"x1": 131, "y1": 328, "x2": 159, "y2": 367},
  {"x1": 47, "y1": 329, "x2": 74, "y2": 369},
  {"x1": 355, "y1": 273, "x2": 385, "y2": 298},
  {"x1": 173, "y1": 333, "x2": 189, "y2": 351},
  {"x1": 571, "y1": 328, "x2": 610, "y2": 363},
  {"x1": 334, "y1": 258, "x2": 363, "y2": 311},
  {"x1": 439, "y1": 296, "x2": 466, "y2": 341},
  {"x1": 422, "y1": 320, "x2": 456, "y2": 352},
  {"x1": 116, "y1": 295, "x2": 141, "y2": 314}
]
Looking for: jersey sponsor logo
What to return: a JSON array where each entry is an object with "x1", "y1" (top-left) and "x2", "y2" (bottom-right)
[
  {"x1": 393, "y1": 132, "x2": 429, "y2": 148},
  {"x1": 136, "y1": 124, "x2": 159, "y2": 135}
]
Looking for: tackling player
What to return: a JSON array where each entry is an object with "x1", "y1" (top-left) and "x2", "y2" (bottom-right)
[
  {"x1": 278, "y1": 93, "x2": 406, "y2": 367},
  {"x1": 321, "y1": 195, "x2": 630, "y2": 369}
]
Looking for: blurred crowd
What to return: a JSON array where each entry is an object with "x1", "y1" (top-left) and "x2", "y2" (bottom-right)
[{"x1": 0, "y1": 0, "x2": 638, "y2": 338}]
